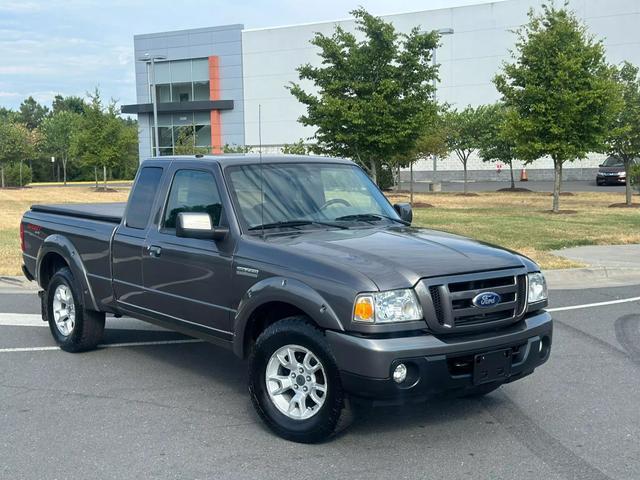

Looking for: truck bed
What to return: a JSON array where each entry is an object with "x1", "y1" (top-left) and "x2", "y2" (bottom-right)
[{"x1": 30, "y1": 203, "x2": 126, "y2": 224}]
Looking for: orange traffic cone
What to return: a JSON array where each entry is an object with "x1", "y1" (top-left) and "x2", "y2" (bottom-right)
[{"x1": 520, "y1": 167, "x2": 529, "y2": 182}]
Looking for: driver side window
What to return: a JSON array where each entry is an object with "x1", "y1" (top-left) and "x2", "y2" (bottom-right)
[{"x1": 163, "y1": 169, "x2": 222, "y2": 230}]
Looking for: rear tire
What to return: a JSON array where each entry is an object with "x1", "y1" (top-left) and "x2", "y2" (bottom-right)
[
  {"x1": 248, "y1": 317, "x2": 348, "y2": 443},
  {"x1": 45, "y1": 267, "x2": 105, "y2": 352}
]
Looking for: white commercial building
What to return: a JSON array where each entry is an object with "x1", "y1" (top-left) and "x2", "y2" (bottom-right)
[{"x1": 128, "y1": 0, "x2": 640, "y2": 180}]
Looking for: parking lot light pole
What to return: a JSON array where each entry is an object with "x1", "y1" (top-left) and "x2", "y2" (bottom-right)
[
  {"x1": 429, "y1": 28, "x2": 454, "y2": 183},
  {"x1": 139, "y1": 53, "x2": 167, "y2": 157}
]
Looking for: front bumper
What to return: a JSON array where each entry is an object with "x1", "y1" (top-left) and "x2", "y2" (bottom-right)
[
  {"x1": 597, "y1": 175, "x2": 626, "y2": 184},
  {"x1": 327, "y1": 311, "x2": 552, "y2": 399}
]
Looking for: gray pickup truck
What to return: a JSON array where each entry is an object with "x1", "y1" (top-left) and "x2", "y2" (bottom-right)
[{"x1": 21, "y1": 155, "x2": 552, "y2": 443}]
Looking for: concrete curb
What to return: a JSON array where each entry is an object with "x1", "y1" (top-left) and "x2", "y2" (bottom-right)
[{"x1": 544, "y1": 267, "x2": 640, "y2": 290}]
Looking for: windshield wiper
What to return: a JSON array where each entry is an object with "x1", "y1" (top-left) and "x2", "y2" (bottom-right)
[
  {"x1": 334, "y1": 213, "x2": 409, "y2": 225},
  {"x1": 248, "y1": 219, "x2": 348, "y2": 231}
]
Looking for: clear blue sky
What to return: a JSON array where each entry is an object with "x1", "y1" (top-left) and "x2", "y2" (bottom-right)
[{"x1": 0, "y1": 0, "x2": 496, "y2": 110}]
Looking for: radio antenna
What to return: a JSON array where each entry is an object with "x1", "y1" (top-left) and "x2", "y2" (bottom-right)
[{"x1": 259, "y1": 104, "x2": 264, "y2": 238}]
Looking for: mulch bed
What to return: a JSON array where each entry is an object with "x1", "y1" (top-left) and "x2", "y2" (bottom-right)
[
  {"x1": 91, "y1": 187, "x2": 119, "y2": 192},
  {"x1": 412, "y1": 202, "x2": 434, "y2": 208},
  {"x1": 547, "y1": 192, "x2": 575, "y2": 196},
  {"x1": 608, "y1": 203, "x2": 640, "y2": 208},
  {"x1": 497, "y1": 187, "x2": 533, "y2": 192},
  {"x1": 539, "y1": 210, "x2": 578, "y2": 214},
  {"x1": 455, "y1": 192, "x2": 479, "y2": 197}
]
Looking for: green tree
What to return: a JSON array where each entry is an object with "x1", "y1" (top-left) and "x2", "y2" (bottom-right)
[
  {"x1": 17, "y1": 96, "x2": 49, "y2": 130},
  {"x1": 173, "y1": 127, "x2": 209, "y2": 155},
  {"x1": 0, "y1": 121, "x2": 33, "y2": 188},
  {"x1": 494, "y1": 4, "x2": 621, "y2": 212},
  {"x1": 478, "y1": 103, "x2": 519, "y2": 189},
  {"x1": 41, "y1": 110, "x2": 81, "y2": 185},
  {"x1": 444, "y1": 105, "x2": 488, "y2": 194},
  {"x1": 288, "y1": 7, "x2": 439, "y2": 184},
  {"x1": 223, "y1": 144, "x2": 252, "y2": 153},
  {"x1": 396, "y1": 109, "x2": 448, "y2": 202},
  {"x1": 281, "y1": 139, "x2": 308, "y2": 155},
  {"x1": 71, "y1": 89, "x2": 137, "y2": 190},
  {"x1": 52, "y1": 94, "x2": 86, "y2": 115},
  {"x1": 606, "y1": 61, "x2": 640, "y2": 206},
  {"x1": 0, "y1": 107, "x2": 17, "y2": 123}
]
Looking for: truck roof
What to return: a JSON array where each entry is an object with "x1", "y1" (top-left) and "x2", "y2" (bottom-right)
[{"x1": 141, "y1": 154, "x2": 354, "y2": 167}]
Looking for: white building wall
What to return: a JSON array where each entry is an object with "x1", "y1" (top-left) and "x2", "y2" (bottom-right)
[{"x1": 241, "y1": 0, "x2": 640, "y2": 173}]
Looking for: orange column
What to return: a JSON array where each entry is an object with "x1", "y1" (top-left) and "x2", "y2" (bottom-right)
[{"x1": 208, "y1": 56, "x2": 222, "y2": 154}]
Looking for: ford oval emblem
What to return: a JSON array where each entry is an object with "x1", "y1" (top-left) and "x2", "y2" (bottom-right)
[{"x1": 472, "y1": 292, "x2": 502, "y2": 308}]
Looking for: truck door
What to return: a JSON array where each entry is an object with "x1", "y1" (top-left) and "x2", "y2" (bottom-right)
[
  {"x1": 112, "y1": 165, "x2": 165, "y2": 309},
  {"x1": 140, "y1": 165, "x2": 235, "y2": 339}
]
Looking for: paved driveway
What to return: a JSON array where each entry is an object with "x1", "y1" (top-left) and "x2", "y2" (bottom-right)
[{"x1": 1, "y1": 284, "x2": 639, "y2": 479}]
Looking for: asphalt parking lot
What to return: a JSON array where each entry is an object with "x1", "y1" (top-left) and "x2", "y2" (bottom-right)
[{"x1": 1, "y1": 282, "x2": 639, "y2": 479}]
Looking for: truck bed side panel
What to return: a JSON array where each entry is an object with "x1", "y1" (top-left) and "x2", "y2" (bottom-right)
[{"x1": 22, "y1": 210, "x2": 118, "y2": 310}]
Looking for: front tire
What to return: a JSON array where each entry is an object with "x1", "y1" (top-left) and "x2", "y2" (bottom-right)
[
  {"x1": 46, "y1": 267, "x2": 105, "y2": 352},
  {"x1": 248, "y1": 317, "x2": 347, "y2": 443}
]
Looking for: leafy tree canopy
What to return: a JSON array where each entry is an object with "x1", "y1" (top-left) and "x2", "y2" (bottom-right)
[
  {"x1": 494, "y1": 3, "x2": 621, "y2": 210},
  {"x1": 288, "y1": 7, "x2": 439, "y2": 183},
  {"x1": 606, "y1": 61, "x2": 640, "y2": 205},
  {"x1": 17, "y1": 96, "x2": 49, "y2": 130}
]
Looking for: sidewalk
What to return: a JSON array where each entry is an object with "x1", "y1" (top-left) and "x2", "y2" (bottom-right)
[{"x1": 545, "y1": 244, "x2": 640, "y2": 289}]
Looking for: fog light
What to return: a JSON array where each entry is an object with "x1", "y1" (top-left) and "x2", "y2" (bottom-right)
[{"x1": 393, "y1": 363, "x2": 407, "y2": 384}]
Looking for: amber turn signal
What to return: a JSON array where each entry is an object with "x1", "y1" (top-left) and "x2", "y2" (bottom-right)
[{"x1": 353, "y1": 295, "x2": 374, "y2": 322}]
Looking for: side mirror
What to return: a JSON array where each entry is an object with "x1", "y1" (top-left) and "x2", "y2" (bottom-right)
[
  {"x1": 599, "y1": 164, "x2": 604, "y2": 168},
  {"x1": 393, "y1": 203, "x2": 412, "y2": 225},
  {"x1": 176, "y1": 212, "x2": 228, "y2": 241}
]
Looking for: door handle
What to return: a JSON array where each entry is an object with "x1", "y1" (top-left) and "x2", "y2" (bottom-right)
[{"x1": 147, "y1": 245, "x2": 162, "y2": 257}]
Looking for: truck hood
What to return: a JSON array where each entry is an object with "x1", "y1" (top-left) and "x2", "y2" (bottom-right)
[{"x1": 266, "y1": 227, "x2": 528, "y2": 290}]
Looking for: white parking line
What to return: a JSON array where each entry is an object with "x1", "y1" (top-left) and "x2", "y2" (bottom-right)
[
  {"x1": 1, "y1": 295, "x2": 639, "y2": 353},
  {"x1": 0, "y1": 339, "x2": 204, "y2": 353},
  {"x1": 0, "y1": 313, "x2": 166, "y2": 330},
  {"x1": 547, "y1": 296, "x2": 640, "y2": 313}
]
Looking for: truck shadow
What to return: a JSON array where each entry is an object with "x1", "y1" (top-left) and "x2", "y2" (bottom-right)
[{"x1": 99, "y1": 327, "x2": 514, "y2": 437}]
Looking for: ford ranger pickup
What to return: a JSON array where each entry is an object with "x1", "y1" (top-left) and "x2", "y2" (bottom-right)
[{"x1": 21, "y1": 155, "x2": 552, "y2": 443}]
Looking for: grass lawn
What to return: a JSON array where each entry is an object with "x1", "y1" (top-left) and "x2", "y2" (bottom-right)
[
  {"x1": 0, "y1": 186, "x2": 131, "y2": 276},
  {"x1": 0, "y1": 186, "x2": 637, "y2": 276},
  {"x1": 387, "y1": 190, "x2": 640, "y2": 269}
]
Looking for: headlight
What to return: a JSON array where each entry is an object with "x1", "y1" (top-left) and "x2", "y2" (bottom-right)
[
  {"x1": 527, "y1": 272, "x2": 548, "y2": 304},
  {"x1": 353, "y1": 289, "x2": 423, "y2": 323},
  {"x1": 618, "y1": 171, "x2": 626, "y2": 177}
]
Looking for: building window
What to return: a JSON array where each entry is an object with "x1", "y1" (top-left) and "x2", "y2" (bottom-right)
[
  {"x1": 151, "y1": 111, "x2": 212, "y2": 155},
  {"x1": 149, "y1": 58, "x2": 210, "y2": 104}
]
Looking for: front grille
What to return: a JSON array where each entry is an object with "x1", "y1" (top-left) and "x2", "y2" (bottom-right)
[
  {"x1": 420, "y1": 269, "x2": 528, "y2": 333},
  {"x1": 429, "y1": 286, "x2": 444, "y2": 324}
]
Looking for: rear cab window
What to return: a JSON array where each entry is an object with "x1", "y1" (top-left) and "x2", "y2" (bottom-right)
[{"x1": 126, "y1": 166, "x2": 164, "y2": 229}]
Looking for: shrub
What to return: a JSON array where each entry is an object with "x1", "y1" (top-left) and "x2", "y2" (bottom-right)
[
  {"x1": 2, "y1": 162, "x2": 32, "y2": 187},
  {"x1": 630, "y1": 163, "x2": 640, "y2": 193}
]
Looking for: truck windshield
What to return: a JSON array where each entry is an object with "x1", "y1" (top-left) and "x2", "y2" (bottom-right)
[{"x1": 225, "y1": 162, "x2": 401, "y2": 232}]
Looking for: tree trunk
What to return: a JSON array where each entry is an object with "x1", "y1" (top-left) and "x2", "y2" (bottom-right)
[
  {"x1": 62, "y1": 156, "x2": 67, "y2": 185},
  {"x1": 410, "y1": 162, "x2": 414, "y2": 205},
  {"x1": 103, "y1": 165, "x2": 107, "y2": 191},
  {"x1": 463, "y1": 159, "x2": 468, "y2": 194},
  {"x1": 625, "y1": 159, "x2": 632, "y2": 206},
  {"x1": 94, "y1": 167, "x2": 98, "y2": 189},
  {"x1": 1, "y1": 165, "x2": 4, "y2": 189},
  {"x1": 552, "y1": 159, "x2": 563, "y2": 213},
  {"x1": 369, "y1": 160, "x2": 377, "y2": 185},
  {"x1": 509, "y1": 162, "x2": 515, "y2": 190}
]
